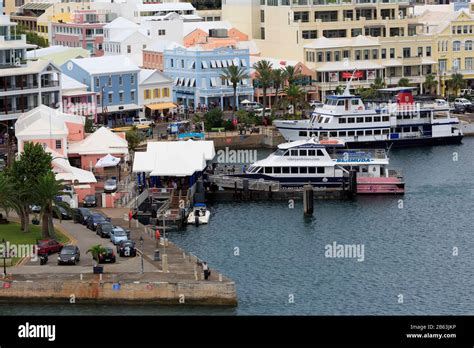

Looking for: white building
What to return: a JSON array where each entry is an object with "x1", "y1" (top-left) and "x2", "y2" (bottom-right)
[{"x1": 138, "y1": 68, "x2": 175, "y2": 118}]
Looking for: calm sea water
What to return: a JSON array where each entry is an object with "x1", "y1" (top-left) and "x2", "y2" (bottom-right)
[{"x1": 2, "y1": 138, "x2": 474, "y2": 315}]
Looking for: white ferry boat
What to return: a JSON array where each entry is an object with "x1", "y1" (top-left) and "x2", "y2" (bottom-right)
[
  {"x1": 238, "y1": 138, "x2": 404, "y2": 194},
  {"x1": 274, "y1": 87, "x2": 463, "y2": 148}
]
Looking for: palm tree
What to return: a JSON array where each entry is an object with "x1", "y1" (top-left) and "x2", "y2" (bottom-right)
[
  {"x1": 220, "y1": 65, "x2": 249, "y2": 117},
  {"x1": 448, "y1": 73, "x2": 465, "y2": 97},
  {"x1": 398, "y1": 78, "x2": 410, "y2": 87},
  {"x1": 33, "y1": 172, "x2": 71, "y2": 239},
  {"x1": 87, "y1": 244, "x2": 107, "y2": 264},
  {"x1": 335, "y1": 85, "x2": 345, "y2": 95},
  {"x1": 272, "y1": 68, "x2": 286, "y2": 107},
  {"x1": 371, "y1": 77, "x2": 385, "y2": 90},
  {"x1": 423, "y1": 74, "x2": 438, "y2": 95},
  {"x1": 279, "y1": 85, "x2": 307, "y2": 116},
  {"x1": 284, "y1": 65, "x2": 303, "y2": 86},
  {"x1": 253, "y1": 60, "x2": 274, "y2": 114}
]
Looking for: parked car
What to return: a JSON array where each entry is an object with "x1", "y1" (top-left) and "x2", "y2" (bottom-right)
[
  {"x1": 86, "y1": 213, "x2": 109, "y2": 231},
  {"x1": 57, "y1": 245, "x2": 80, "y2": 265},
  {"x1": 98, "y1": 247, "x2": 116, "y2": 263},
  {"x1": 104, "y1": 179, "x2": 117, "y2": 193},
  {"x1": 52, "y1": 206, "x2": 72, "y2": 220},
  {"x1": 37, "y1": 239, "x2": 63, "y2": 255},
  {"x1": 435, "y1": 99, "x2": 449, "y2": 107},
  {"x1": 309, "y1": 100, "x2": 324, "y2": 109},
  {"x1": 30, "y1": 205, "x2": 41, "y2": 214},
  {"x1": 453, "y1": 103, "x2": 467, "y2": 114},
  {"x1": 117, "y1": 240, "x2": 136, "y2": 257},
  {"x1": 454, "y1": 98, "x2": 473, "y2": 112},
  {"x1": 133, "y1": 117, "x2": 152, "y2": 126},
  {"x1": 73, "y1": 208, "x2": 92, "y2": 225},
  {"x1": 82, "y1": 194, "x2": 97, "y2": 207},
  {"x1": 110, "y1": 226, "x2": 128, "y2": 245},
  {"x1": 96, "y1": 222, "x2": 114, "y2": 238},
  {"x1": 242, "y1": 101, "x2": 263, "y2": 112}
]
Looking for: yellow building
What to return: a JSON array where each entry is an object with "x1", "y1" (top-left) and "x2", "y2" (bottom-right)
[{"x1": 419, "y1": 5, "x2": 474, "y2": 94}]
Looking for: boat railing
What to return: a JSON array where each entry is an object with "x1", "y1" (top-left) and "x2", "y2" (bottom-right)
[{"x1": 387, "y1": 168, "x2": 403, "y2": 178}]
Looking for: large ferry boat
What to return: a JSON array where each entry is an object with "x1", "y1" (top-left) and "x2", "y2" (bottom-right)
[
  {"x1": 273, "y1": 87, "x2": 463, "y2": 148},
  {"x1": 237, "y1": 138, "x2": 404, "y2": 194}
]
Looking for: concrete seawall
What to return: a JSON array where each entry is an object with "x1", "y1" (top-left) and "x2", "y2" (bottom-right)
[{"x1": 0, "y1": 276, "x2": 237, "y2": 306}]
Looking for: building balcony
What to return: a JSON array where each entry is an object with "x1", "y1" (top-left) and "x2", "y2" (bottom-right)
[
  {"x1": 41, "y1": 81, "x2": 60, "y2": 88},
  {"x1": 290, "y1": 0, "x2": 410, "y2": 6},
  {"x1": 0, "y1": 34, "x2": 26, "y2": 42},
  {"x1": 385, "y1": 75, "x2": 425, "y2": 85}
]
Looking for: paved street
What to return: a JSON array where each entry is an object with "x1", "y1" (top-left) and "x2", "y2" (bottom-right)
[{"x1": 15, "y1": 218, "x2": 157, "y2": 274}]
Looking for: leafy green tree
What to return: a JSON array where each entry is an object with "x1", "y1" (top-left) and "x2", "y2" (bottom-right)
[
  {"x1": 220, "y1": 65, "x2": 249, "y2": 116},
  {"x1": 272, "y1": 68, "x2": 286, "y2": 106},
  {"x1": 423, "y1": 74, "x2": 437, "y2": 95},
  {"x1": 33, "y1": 173, "x2": 70, "y2": 239},
  {"x1": 0, "y1": 172, "x2": 13, "y2": 216},
  {"x1": 284, "y1": 65, "x2": 303, "y2": 86},
  {"x1": 448, "y1": 73, "x2": 465, "y2": 97},
  {"x1": 371, "y1": 77, "x2": 386, "y2": 90},
  {"x1": 126, "y1": 127, "x2": 144, "y2": 152},
  {"x1": 335, "y1": 85, "x2": 345, "y2": 95},
  {"x1": 253, "y1": 60, "x2": 274, "y2": 115},
  {"x1": 204, "y1": 108, "x2": 224, "y2": 131},
  {"x1": 279, "y1": 85, "x2": 307, "y2": 116},
  {"x1": 87, "y1": 244, "x2": 107, "y2": 263},
  {"x1": 236, "y1": 110, "x2": 253, "y2": 127},
  {"x1": 85, "y1": 118, "x2": 94, "y2": 133},
  {"x1": 7, "y1": 143, "x2": 53, "y2": 232},
  {"x1": 398, "y1": 78, "x2": 411, "y2": 87}
]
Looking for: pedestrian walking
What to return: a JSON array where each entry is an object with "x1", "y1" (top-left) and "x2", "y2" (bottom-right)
[{"x1": 202, "y1": 262, "x2": 210, "y2": 280}]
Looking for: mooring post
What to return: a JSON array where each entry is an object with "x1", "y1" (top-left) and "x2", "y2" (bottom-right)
[
  {"x1": 349, "y1": 169, "x2": 358, "y2": 197},
  {"x1": 303, "y1": 184, "x2": 314, "y2": 216}
]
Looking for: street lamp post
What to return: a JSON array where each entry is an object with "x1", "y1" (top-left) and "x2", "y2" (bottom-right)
[{"x1": 139, "y1": 236, "x2": 144, "y2": 274}]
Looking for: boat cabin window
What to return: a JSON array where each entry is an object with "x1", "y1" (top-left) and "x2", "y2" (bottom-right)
[
  {"x1": 300, "y1": 150, "x2": 307, "y2": 156},
  {"x1": 310, "y1": 132, "x2": 318, "y2": 137},
  {"x1": 357, "y1": 117, "x2": 364, "y2": 123},
  {"x1": 282, "y1": 167, "x2": 290, "y2": 174},
  {"x1": 345, "y1": 100, "x2": 349, "y2": 111},
  {"x1": 300, "y1": 167, "x2": 308, "y2": 174},
  {"x1": 317, "y1": 149, "x2": 324, "y2": 156},
  {"x1": 254, "y1": 167, "x2": 262, "y2": 173},
  {"x1": 325, "y1": 98, "x2": 344, "y2": 106},
  {"x1": 274, "y1": 149, "x2": 286, "y2": 156},
  {"x1": 339, "y1": 118, "x2": 346, "y2": 124},
  {"x1": 308, "y1": 150, "x2": 316, "y2": 156},
  {"x1": 339, "y1": 131, "x2": 347, "y2": 136},
  {"x1": 374, "y1": 116, "x2": 381, "y2": 122},
  {"x1": 365, "y1": 130, "x2": 373, "y2": 136},
  {"x1": 348, "y1": 131, "x2": 355, "y2": 136},
  {"x1": 382, "y1": 129, "x2": 389, "y2": 134},
  {"x1": 290, "y1": 150, "x2": 298, "y2": 156},
  {"x1": 264, "y1": 167, "x2": 272, "y2": 174},
  {"x1": 291, "y1": 167, "x2": 298, "y2": 174},
  {"x1": 320, "y1": 132, "x2": 328, "y2": 138},
  {"x1": 351, "y1": 99, "x2": 361, "y2": 105},
  {"x1": 330, "y1": 131, "x2": 337, "y2": 137},
  {"x1": 324, "y1": 117, "x2": 331, "y2": 123},
  {"x1": 382, "y1": 116, "x2": 389, "y2": 122},
  {"x1": 374, "y1": 130, "x2": 381, "y2": 135},
  {"x1": 274, "y1": 167, "x2": 281, "y2": 174},
  {"x1": 299, "y1": 131, "x2": 308, "y2": 137},
  {"x1": 317, "y1": 167, "x2": 325, "y2": 174},
  {"x1": 365, "y1": 117, "x2": 372, "y2": 123},
  {"x1": 347, "y1": 117, "x2": 355, "y2": 123},
  {"x1": 308, "y1": 167, "x2": 316, "y2": 174},
  {"x1": 357, "y1": 130, "x2": 364, "y2": 136}
]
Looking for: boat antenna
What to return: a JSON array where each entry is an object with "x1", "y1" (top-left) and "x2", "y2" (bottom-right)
[
  {"x1": 343, "y1": 68, "x2": 357, "y2": 96},
  {"x1": 386, "y1": 142, "x2": 394, "y2": 156}
]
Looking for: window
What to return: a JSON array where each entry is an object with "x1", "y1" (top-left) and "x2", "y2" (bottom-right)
[
  {"x1": 163, "y1": 88, "x2": 170, "y2": 97},
  {"x1": 131, "y1": 90, "x2": 135, "y2": 101},
  {"x1": 317, "y1": 52, "x2": 323, "y2": 62},
  {"x1": 274, "y1": 167, "x2": 281, "y2": 174},
  {"x1": 291, "y1": 167, "x2": 298, "y2": 174},
  {"x1": 466, "y1": 57, "x2": 473, "y2": 71},
  {"x1": 355, "y1": 50, "x2": 361, "y2": 60},
  {"x1": 119, "y1": 75, "x2": 123, "y2": 85},
  {"x1": 260, "y1": 27, "x2": 265, "y2": 40},
  {"x1": 264, "y1": 167, "x2": 272, "y2": 174},
  {"x1": 347, "y1": 117, "x2": 355, "y2": 123},
  {"x1": 453, "y1": 41, "x2": 461, "y2": 51},
  {"x1": 417, "y1": 47, "x2": 423, "y2": 57},
  {"x1": 144, "y1": 89, "x2": 150, "y2": 99},
  {"x1": 365, "y1": 130, "x2": 373, "y2": 136},
  {"x1": 390, "y1": 48, "x2": 395, "y2": 59},
  {"x1": 334, "y1": 51, "x2": 340, "y2": 61},
  {"x1": 299, "y1": 131, "x2": 308, "y2": 137},
  {"x1": 108, "y1": 76, "x2": 112, "y2": 86},
  {"x1": 294, "y1": 11, "x2": 309, "y2": 23},
  {"x1": 326, "y1": 51, "x2": 332, "y2": 62},
  {"x1": 438, "y1": 59, "x2": 447, "y2": 72},
  {"x1": 372, "y1": 49, "x2": 378, "y2": 59},
  {"x1": 426, "y1": 46, "x2": 431, "y2": 57},
  {"x1": 374, "y1": 116, "x2": 381, "y2": 122},
  {"x1": 403, "y1": 47, "x2": 410, "y2": 58},
  {"x1": 317, "y1": 167, "x2": 325, "y2": 174},
  {"x1": 300, "y1": 167, "x2": 308, "y2": 174},
  {"x1": 356, "y1": 117, "x2": 364, "y2": 123},
  {"x1": 158, "y1": 29, "x2": 166, "y2": 36},
  {"x1": 127, "y1": 45, "x2": 131, "y2": 54},
  {"x1": 302, "y1": 30, "x2": 317, "y2": 39},
  {"x1": 364, "y1": 49, "x2": 369, "y2": 60},
  {"x1": 300, "y1": 150, "x2": 307, "y2": 156},
  {"x1": 95, "y1": 77, "x2": 99, "y2": 88},
  {"x1": 343, "y1": 50, "x2": 350, "y2": 59},
  {"x1": 260, "y1": 10, "x2": 265, "y2": 23},
  {"x1": 308, "y1": 167, "x2": 316, "y2": 174},
  {"x1": 365, "y1": 117, "x2": 372, "y2": 123},
  {"x1": 108, "y1": 92, "x2": 113, "y2": 103},
  {"x1": 356, "y1": 130, "x2": 364, "y2": 136},
  {"x1": 339, "y1": 118, "x2": 346, "y2": 124},
  {"x1": 282, "y1": 167, "x2": 290, "y2": 174},
  {"x1": 465, "y1": 40, "x2": 472, "y2": 51},
  {"x1": 308, "y1": 150, "x2": 315, "y2": 156},
  {"x1": 119, "y1": 91, "x2": 124, "y2": 102},
  {"x1": 55, "y1": 140, "x2": 61, "y2": 149},
  {"x1": 381, "y1": 49, "x2": 386, "y2": 59},
  {"x1": 153, "y1": 88, "x2": 160, "y2": 98},
  {"x1": 339, "y1": 131, "x2": 347, "y2": 137},
  {"x1": 131, "y1": 75, "x2": 135, "y2": 84}
]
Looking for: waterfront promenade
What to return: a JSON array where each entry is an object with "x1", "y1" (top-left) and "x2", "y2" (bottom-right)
[{"x1": 1, "y1": 211, "x2": 237, "y2": 306}]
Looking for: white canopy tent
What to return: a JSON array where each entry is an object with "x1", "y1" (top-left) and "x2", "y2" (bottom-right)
[
  {"x1": 241, "y1": 99, "x2": 252, "y2": 104},
  {"x1": 133, "y1": 140, "x2": 215, "y2": 177},
  {"x1": 95, "y1": 154, "x2": 121, "y2": 168}
]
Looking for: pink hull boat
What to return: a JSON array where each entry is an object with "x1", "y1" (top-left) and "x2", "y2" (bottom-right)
[{"x1": 357, "y1": 177, "x2": 405, "y2": 194}]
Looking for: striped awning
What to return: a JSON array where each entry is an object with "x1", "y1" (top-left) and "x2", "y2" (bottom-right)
[{"x1": 146, "y1": 102, "x2": 177, "y2": 111}]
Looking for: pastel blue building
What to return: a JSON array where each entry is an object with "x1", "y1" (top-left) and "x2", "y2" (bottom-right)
[
  {"x1": 61, "y1": 55, "x2": 140, "y2": 126},
  {"x1": 163, "y1": 46, "x2": 254, "y2": 110}
]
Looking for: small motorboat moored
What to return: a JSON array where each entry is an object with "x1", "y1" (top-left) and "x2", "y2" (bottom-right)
[{"x1": 187, "y1": 203, "x2": 210, "y2": 225}]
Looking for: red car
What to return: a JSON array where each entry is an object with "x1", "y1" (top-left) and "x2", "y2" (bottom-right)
[{"x1": 37, "y1": 239, "x2": 64, "y2": 255}]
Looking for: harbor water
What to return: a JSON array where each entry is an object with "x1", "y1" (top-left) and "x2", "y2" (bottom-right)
[{"x1": 2, "y1": 138, "x2": 474, "y2": 315}]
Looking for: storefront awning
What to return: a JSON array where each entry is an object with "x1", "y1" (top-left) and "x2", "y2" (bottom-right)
[{"x1": 146, "y1": 102, "x2": 177, "y2": 111}]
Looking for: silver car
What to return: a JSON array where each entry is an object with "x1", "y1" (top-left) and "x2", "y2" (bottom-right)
[
  {"x1": 110, "y1": 227, "x2": 128, "y2": 245},
  {"x1": 104, "y1": 179, "x2": 117, "y2": 193}
]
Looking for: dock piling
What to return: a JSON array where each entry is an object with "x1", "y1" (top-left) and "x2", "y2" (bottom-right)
[{"x1": 303, "y1": 184, "x2": 314, "y2": 216}]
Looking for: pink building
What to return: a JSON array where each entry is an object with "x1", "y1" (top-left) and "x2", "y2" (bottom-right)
[{"x1": 51, "y1": 10, "x2": 107, "y2": 57}]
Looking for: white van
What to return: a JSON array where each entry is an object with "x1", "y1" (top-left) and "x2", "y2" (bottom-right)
[
  {"x1": 242, "y1": 102, "x2": 263, "y2": 111},
  {"x1": 133, "y1": 117, "x2": 152, "y2": 126}
]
